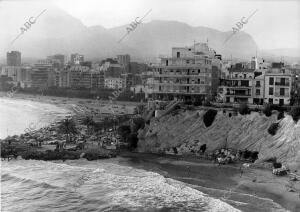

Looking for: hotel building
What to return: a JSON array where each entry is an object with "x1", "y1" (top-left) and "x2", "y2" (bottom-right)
[{"x1": 147, "y1": 43, "x2": 221, "y2": 102}]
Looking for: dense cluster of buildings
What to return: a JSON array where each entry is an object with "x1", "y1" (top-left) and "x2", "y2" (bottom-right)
[
  {"x1": 218, "y1": 59, "x2": 296, "y2": 105},
  {"x1": 1, "y1": 52, "x2": 148, "y2": 93},
  {"x1": 1, "y1": 44, "x2": 300, "y2": 106},
  {"x1": 144, "y1": 43, "x2": 300, "y2": 106}
]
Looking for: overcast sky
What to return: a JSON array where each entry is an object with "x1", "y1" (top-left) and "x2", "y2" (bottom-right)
[{"x1": 1, "y1": 0, "x2": 299, "y2": 50}]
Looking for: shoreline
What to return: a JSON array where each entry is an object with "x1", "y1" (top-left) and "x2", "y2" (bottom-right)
[
  {"x1": 118, "y1": 152, "x2": 300, "y2": 212},
  {"x1": 1, "y1": 94, "x2": 299, "y2": 211}
]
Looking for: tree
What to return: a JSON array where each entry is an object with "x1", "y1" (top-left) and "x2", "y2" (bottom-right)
[
  {"x1": 239, "y1": 103, "x2": 250, "y2": 115},
  {"x1": 118, "y1": 125, "x2": 131, "y2": 143},
  {"x1": 59, "y1": 118, "x2": 77, "y2": 142},
  {"x1": 132, "y1": 117, "x2": 145, "y2": 132},
  {"x1": 290, "y1": 106, "x2": 300, "y2": 122},
  {"x1": 128, "y1": 133, "x2": 138, "y2": 149},
  {"x1": 263, "y1": 104, "x2": 272, "y2": 117},
  {"x1": 82, "y1": 115, "x2": 95, "y2": 134}
]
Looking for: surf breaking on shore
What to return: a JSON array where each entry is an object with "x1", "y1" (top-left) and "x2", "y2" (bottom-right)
[{"x1": 1, "y1": 159, "x2": 240, "y2": 212}]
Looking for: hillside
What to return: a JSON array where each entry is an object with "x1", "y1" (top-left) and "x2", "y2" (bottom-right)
[
  {"x1": 1, "y1": 7, "x2": 258, "y2": 60},
  {"x1": 138, "y1": 109, "x2": 300, "y2": 168}
]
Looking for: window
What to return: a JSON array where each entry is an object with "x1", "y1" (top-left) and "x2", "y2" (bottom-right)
[
  {"x1": 269, "y1": 98, "x2": 273, "y2": 104},
  {"x1": 256, "y1": 89, "x2": 260, "y2": 95},
  {"x1": 280, "y1": 88, "x2": 285, "y2": 96},
  {"x1": 177, "y1": 52, "x2": 180, "y2": 58},
  {"x1": 269, "y1": 87, "x2": 274, "y2": 95},
  {"x1": 256, "y1": 81, "x2": 260, "y2": 87},
  {"x1": 244, "y1": 74, "x2": 246, "y2": 78},
  {"x1": 269, "y1": 77, "x2": 274, "y2": 85},
  {"x1": 198, "y1": 69, "x2": 200, "y2": 74}
]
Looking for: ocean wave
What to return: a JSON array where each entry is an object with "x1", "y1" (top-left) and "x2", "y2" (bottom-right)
[{"x1": 1, "y1": 160, "x2": 239, "y2": 212}]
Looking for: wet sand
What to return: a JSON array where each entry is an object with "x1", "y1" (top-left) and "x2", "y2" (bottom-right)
[{"x1": 118, "y1": 152, "x2": 300, "y2": 212}]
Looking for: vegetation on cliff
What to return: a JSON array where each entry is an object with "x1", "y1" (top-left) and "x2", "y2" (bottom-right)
[
  {"x1": 138, "y1": 109, "x2": 300, "y2": 168},
  {"x1": 203, "y1": 109, "x2": 218, "y2": 127}
]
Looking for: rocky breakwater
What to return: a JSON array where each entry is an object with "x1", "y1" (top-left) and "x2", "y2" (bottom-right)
[{"x1": 137, "y1": 109, "x2": 300, "y2": 169}]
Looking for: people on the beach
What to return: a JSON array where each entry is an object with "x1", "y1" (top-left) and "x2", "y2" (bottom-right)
[{"x1": 240, "y1": 165, "x2": 244, "y2": 177}]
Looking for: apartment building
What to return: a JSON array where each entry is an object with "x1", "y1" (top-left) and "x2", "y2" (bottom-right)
[
  {"x1": 218, "y1": 61, "x2": 292, "y2": 105},
  {"x1": 69, "y1": 66, "x2": 92, "y2": 89},
  {"x1": 31, "y1": 69, "x2": 55, "y2": 88},
  {"x1": 264, "y1": 72, "x2": 291, "y2": 105},
  {"x1": 219, "y1": 67, "x2": 255, "y2": 104},
  {"x1": 147, "y1": 42, "x2": 221, "y2": 102},
  {"x1": 67, "y1": 65, "x2": 104, "y2": 89},
  {"x1": 70, "y1": 53, "x2": 84, "y2": 65},
  {"x1": 7, "y1": 51, "x2": 21, "y2": 66}
]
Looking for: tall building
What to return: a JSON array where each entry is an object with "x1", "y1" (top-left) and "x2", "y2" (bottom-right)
[
  {"x1": 7, "y1": 51, "x2": 21, "y2": 66},
  {"x1": 117, "y1": 54, "x2": 130, "y2": 67},
  {"x1": 31, "y1": 69, "x2": 55, "y2": 88},
  {"x1": 31, "y1": 61, "x2": 55, "y2": 88},
  {"x1": 71, "y1": 53, "x2": 84, "y2": 65},
  {"x1": 147, "y1": 43, "x2": 221, "y2": 102},
  {"x1": 47, "y1": 54, "x2": 65, "y2": 68}
]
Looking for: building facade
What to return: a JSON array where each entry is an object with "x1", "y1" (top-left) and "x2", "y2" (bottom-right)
[
  {"x1": 147, "y1": 43, "x2": 221, "y2": 102},
  {"x1": 117, "y1": 54, "x2": 130, "y2": 67},
  {"x1": 104, "y1": 77, "x2": 124, "y2": 89},
  {"x1": 71, "y1": 53, "x2": 84, "y2": 65},
  {"x1": 7, "y1": 51, "x2": 21, "y2": 66},
  {"x1": 218, "y1": 61, "x2": 292, "y2": 105}
]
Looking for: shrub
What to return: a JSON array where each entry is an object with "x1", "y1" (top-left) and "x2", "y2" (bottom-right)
[
  {"x1": 290, "y1": 106, "x2": 300, "y2": 122},
  {"x1": 277, "y1": 111, "x2": 285, "y2": 120},
  {"x1": 264, "y1": 157, "x2": 277, "y2": 163},
  {"x1": 273, "y1": 162, "x2": 282, "y2": 169},
  {"x1": 128, "y1": 133, "x2": 138, "y2": 149},
  {"x1": 193, "y1": 101, "x2": 202, "y2": 106},
  {"x1": 268, "y1": 122, "x2": 279, "y2": 136},
  {"x1": 239, "y1": 103, "x2": 250, "y2": 115},
  {"x1": 203, "y1": 101, "x2": 211, "y2": 107},
  {"x1": 263, "y1": 104, "x2": 272, "y2": 117},
  {"x1": 133, "y1": 117, "x2": 145, "y2": 131},
  {"x1": 203, "y1": 109, "x2": 218, "y2": 127}
]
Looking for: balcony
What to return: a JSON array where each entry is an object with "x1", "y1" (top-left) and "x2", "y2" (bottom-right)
[
  {"x1": 275, "y1": 82, "x2": 290, "y2": 86},
  {"x1": 154, "y1": 73, "x2": 210, "y2": 78}
]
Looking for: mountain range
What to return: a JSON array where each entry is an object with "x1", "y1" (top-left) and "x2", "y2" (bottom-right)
[{"x1": 1, "y1": 7, "x2": 299, "y2": 63}]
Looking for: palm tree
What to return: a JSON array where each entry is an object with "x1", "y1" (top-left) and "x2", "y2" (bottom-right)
[
  {"x1": 59, "y1": 118, "x2": 77, "y2": 143},
  {"x1": 82, "y1": 116, "x2": 95, "y2": 134}
]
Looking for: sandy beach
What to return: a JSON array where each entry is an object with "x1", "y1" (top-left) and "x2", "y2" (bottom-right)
[
  {"x1": 0, "y1": 92, "x2": 138, "y2": 115},
  {"x1": 118, "y1": 152, "x2": 300, "y2": 212},
  {"x1": 1, "y1": 92, "x2": 299, "y2": 211}
]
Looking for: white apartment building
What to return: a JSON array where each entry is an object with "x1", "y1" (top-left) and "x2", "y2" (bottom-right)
[
  {"x1": 148, "y1": 42, "x2": 221, "y2": 102},
  {"x1": 264, "y1": 72, "x2": 291, "y2": 105},
  {"x1": 104, "y1": 77, "x2": 124, "y2": 89},
  {"x1": 218, "y1": 61, "x2": 292, "y2": 105}
]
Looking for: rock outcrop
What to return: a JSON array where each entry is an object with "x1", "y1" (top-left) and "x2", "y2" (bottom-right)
[{"x1": 138, "y1": 110, "x2": 300, "y2": 168}]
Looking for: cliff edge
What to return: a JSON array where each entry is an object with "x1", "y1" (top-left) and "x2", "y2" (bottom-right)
[{"x1": 138, "y1": 110, "x2": 300, "y2": 168}]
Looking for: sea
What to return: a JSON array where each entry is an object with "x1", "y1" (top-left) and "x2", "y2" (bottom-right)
[{"x1": 0, "y1": 98, "x2": 287, "y2": 212}]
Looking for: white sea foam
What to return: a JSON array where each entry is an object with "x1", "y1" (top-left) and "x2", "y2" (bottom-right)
[{"x1": 1, "y1": 159, "x2": 240, "y2": 212}]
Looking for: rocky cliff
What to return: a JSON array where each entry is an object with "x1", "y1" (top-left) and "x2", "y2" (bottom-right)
[{"x1": 137, "y1": 109, "x2": 300, "y2": 168}]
